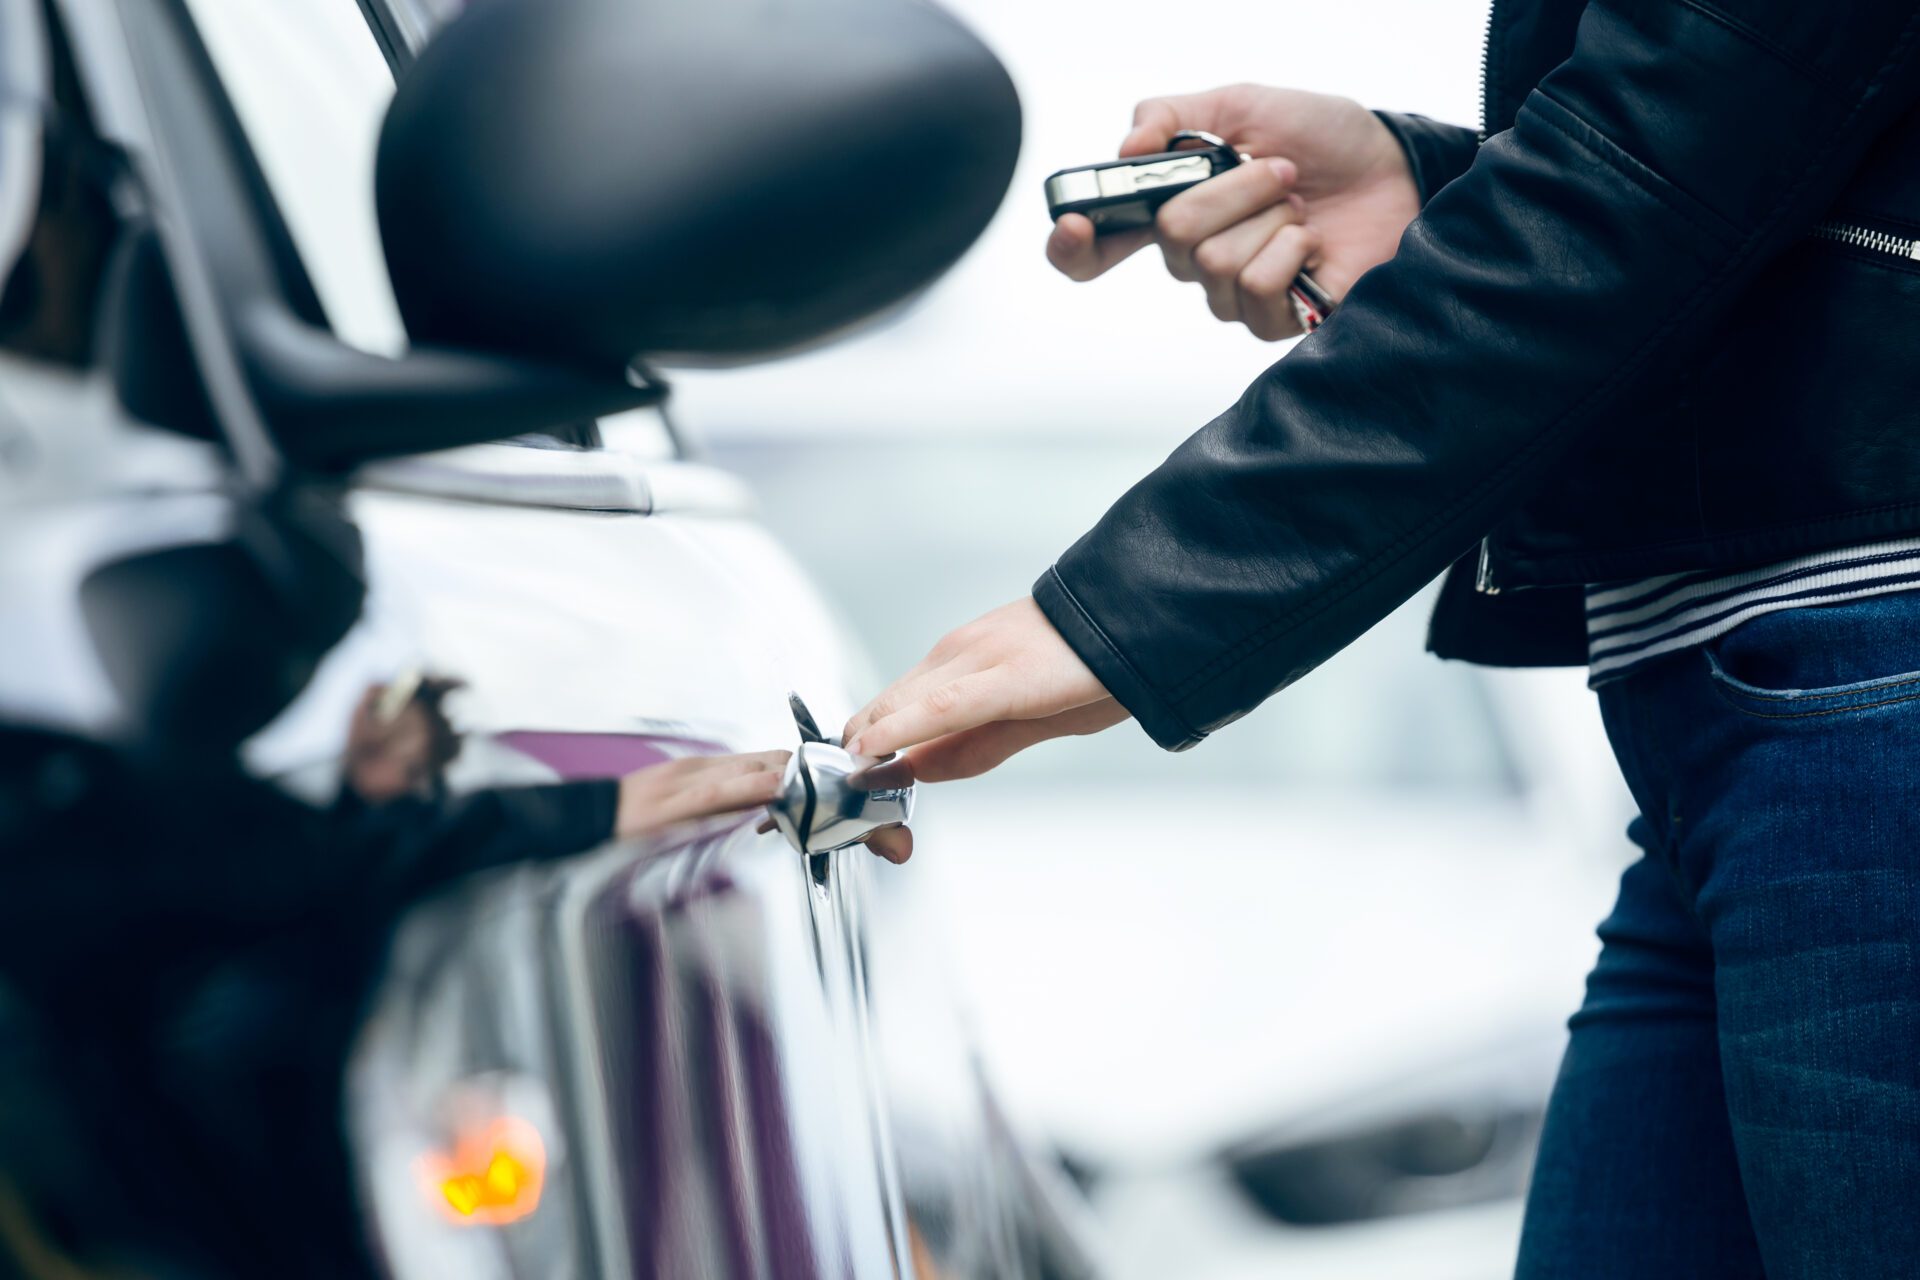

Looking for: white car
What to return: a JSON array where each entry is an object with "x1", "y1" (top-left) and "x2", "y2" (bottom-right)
[{"x1": 0, "y1": 0, "x2": 1095, "y2": 1277}]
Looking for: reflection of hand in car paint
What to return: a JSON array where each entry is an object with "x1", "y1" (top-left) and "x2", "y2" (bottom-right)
[
  {"x1": 345, "y1": 676, "x2": 465, "y2": 804},
  {"x1": 615, "y1": 751, "x2": 791, "y2": 841},
  {"x1": 344, "y1": 675, "x2": 790, "y2": 843}
]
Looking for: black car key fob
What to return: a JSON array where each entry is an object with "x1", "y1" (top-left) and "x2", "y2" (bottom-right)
[
  {"x1": 1044, "y1": 129, "x2": 1242, "y2": 232},
  {"x1": 1043, "y1": 129, "x2": 1335, "y2": 332}
]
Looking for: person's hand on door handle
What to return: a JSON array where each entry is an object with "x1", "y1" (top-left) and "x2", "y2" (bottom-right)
[{"x1": 843, "y1": 598, "x2": 1131, "y2": 788}]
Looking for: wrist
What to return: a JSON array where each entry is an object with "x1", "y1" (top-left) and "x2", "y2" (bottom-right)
[
  {"x1": 1031, "y1": 567, "x2": 1202, "y2": 752},
  {"x1": 613, "y1": 771, "x2": 644, "y2": 839},
  {"x1": 1370, "y1": 110, "x2": 1479, "y2": 205}
]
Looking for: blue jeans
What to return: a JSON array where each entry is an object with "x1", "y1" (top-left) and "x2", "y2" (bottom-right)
[{"x1": 1516, "y1": 592, "x2": 1920, "y2": 1279}]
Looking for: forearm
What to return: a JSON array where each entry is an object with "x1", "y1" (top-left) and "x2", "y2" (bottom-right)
[
  {"x1": 338, "y1": 781, "x2": 620, "y2": 901},
  {"x1": 1040, "y1": 0, "x2": 1920, "y2": 749}
]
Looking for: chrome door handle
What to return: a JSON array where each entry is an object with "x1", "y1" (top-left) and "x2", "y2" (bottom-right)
[{"x1": 767, "y1": 693, "x2": 915, "y2": 855}]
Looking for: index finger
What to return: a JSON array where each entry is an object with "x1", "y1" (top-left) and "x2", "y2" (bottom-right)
[
  {"x1": 843, "y1": 654, "x2": 950, "y2": 748},
  {"x1": 1120, "y1": 93, "x2": 1221, "y2": 157},
  {"x1": 1047, "y1": 215, "x2": 1153, "y2": 282},
  {"x1": 850, "y1": 670, "x2": 1017, "y2": 759}
]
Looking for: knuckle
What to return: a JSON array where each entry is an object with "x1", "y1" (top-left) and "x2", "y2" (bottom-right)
[
  {"x1": 1252, "y1": 165, "x2": 1289, "y2": 202},
  {"x1": 922, "y1": 682, "x2": 963, "y2": 716},
  {"x1": 1238, "y1": 258, "x2": 1283, "y2": 297},
  {"x1": 930, "y1": 627, "x2": 968, "y2": 661},
  {"x1": 1192, "y1": 239, "x2": 1234, "y2": 280}
]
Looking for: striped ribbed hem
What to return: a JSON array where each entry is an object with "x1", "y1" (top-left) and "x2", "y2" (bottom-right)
[{"x1": 1585, "y1": 538, "x2": 1920, "y2": 686}]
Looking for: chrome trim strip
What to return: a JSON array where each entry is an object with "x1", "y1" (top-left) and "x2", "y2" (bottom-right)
[{"x1": 357, "y1": 444, "x2": 754, "y2": 516}]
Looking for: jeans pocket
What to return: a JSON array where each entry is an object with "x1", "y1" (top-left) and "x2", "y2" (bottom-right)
[{"x1": 1705, "y1": 591, "x2": 1920, "y2": 718}]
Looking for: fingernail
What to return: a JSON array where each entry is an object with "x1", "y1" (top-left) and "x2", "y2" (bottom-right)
[
  {"x1": 1265, "y1": 157, "x2": 1294, "y2": 183},
  {"x1": 847, "y1": 736, "x2": 865, "y2": 756}
]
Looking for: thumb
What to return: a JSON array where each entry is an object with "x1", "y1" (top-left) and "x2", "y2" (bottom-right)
[
  {"x1": 907, "y1": 721, "x2": 1049, "y2": 783},
  {"x1": 907, "y1": 700, "x2": 1130, "y2": 783}
]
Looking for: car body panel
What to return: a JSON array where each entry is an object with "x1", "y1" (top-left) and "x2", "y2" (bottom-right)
[{"x1": 350, "y1": 809, "x2": 911, "y2": 1280}]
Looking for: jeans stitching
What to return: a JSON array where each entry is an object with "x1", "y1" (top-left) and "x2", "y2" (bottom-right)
[
  {"x1": 1610, "y1": 677, "x2": 1702, "y2": 905},
  {"x1": 1711, "y1": 668, "x2": 1920, "y2": 704},
  {"x1": 1715, "y1": 687, "x2": 1920, "y2": 721},
  {"x1": 1641, "y1": 692, "x2": 1704, "y2": 907}
]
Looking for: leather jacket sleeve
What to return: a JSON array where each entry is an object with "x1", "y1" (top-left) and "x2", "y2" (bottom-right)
[
  {"x1": 1373, "y1": 111, "x2": 1480, "y2": 203},
  {"x1": 329, "y1": 780, "x2": 620, "y2": 904},
  {"x1": 1034, "y1": 0, "x2": 1920, "y2": 750}
]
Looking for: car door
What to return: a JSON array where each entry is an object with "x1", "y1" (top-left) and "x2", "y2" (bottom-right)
[{"x1": 35, "y1": 1, "x2": 917, "y2": 1274}]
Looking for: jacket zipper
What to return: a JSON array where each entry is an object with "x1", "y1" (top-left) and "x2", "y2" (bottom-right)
[
  {"x1": 1467, "y1": 4, "x2": 1908, "y2": 596},
  {"x1": 1474, "y1": 219, "x2": 1913, "y2": 596},
  {"x1": 1810, "y1": 219, "x2": 1920, "y2": 260},
  {"x1": 1477, "y1": 0, "x2": 1498, "y2": 145},
  {"x1": 1470, "y1": 0, "x2": 1499, "y2": 589},
  {"x1": 1475, "y1": 538, "x2": 1501, "y2": 595}
]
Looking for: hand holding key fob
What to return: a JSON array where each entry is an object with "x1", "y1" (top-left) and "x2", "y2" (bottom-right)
[{"x1": 1044, "y1": 130, "x2": 1335, "y2": 332}]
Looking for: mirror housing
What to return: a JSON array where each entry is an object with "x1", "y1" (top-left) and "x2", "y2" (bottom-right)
[{"x1": 375, "y1": 0, "x2": 1021, "y2": 370}]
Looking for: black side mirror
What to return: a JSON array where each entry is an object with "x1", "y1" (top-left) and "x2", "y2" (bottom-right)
[{"x1": 375, "y1": 0, "x2": 1021, "y2": 371}]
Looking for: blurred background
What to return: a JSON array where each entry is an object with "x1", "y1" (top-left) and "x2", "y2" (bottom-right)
[{"x1": 678, "y1": 0, "x2": 1635, "y2": 1275}]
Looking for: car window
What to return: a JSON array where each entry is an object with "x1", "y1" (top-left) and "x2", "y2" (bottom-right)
[
  {"x1": 177, "y1": 0, "x2": 678, "y2": 459},
  {"x1": 368, "y1": 0, "x2": 468, "y2": 56},
  {"x1": 715, "y1": 436, "x2": 1521, "y2": 794},
  {"x1": 180, "y1": 0, "x2": 403, "y2": 357}
]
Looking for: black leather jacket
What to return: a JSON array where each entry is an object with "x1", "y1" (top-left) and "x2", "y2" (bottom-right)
[{"x1": 1033, "y1": 0, "x2": 1920, "y2": 749}]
